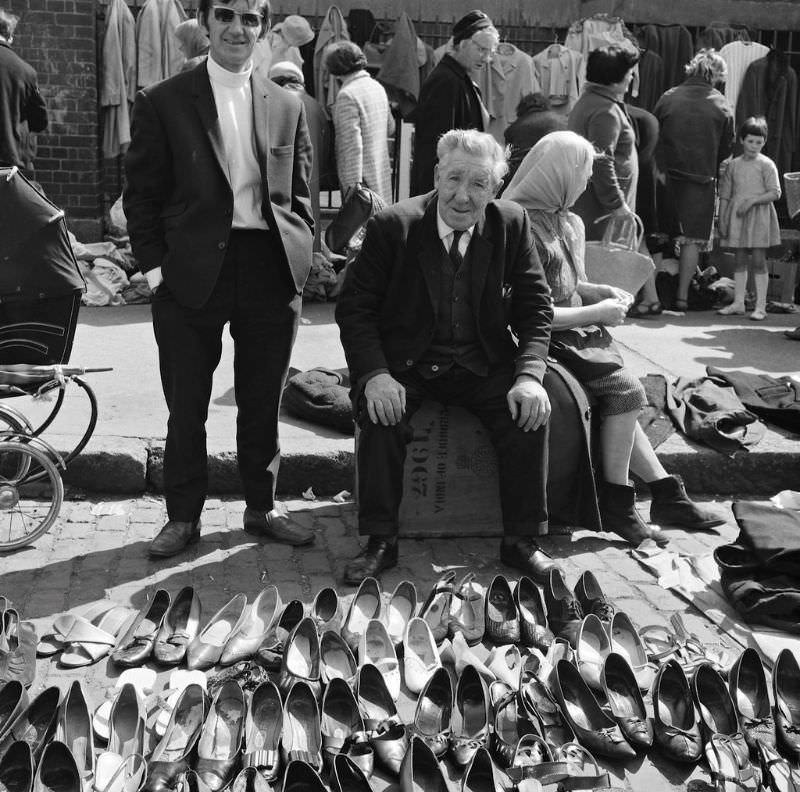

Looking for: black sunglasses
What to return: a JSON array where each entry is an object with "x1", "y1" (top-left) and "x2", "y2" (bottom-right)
[{"x1": 211, "y1": 6, "x2": 263, "y2": 27}]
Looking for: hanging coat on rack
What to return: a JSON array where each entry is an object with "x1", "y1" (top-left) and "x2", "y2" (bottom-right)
[
  {"x1": 313, "y1": 5, "x2": 349, "y2": 117},
  {"x1": 376, "y1": 11, "x2": 421, "y2": 117},
  {"x1": 719, "y1": 40, "x2": 769, "y2": 124},
  {"x1": 101, "y1": 0, "x2": 136, "y2": 158},
  {"x1": 135, "y1": 0, "x2": 186, "y2": 89}
]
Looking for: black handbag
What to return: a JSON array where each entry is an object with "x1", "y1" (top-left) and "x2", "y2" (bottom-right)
[
  {"x1": 548, "y1": 325, "x2": 625, "y2": 380},
  {"x1": 324, "y1": 183, "x2": 387, "y2": 255}
]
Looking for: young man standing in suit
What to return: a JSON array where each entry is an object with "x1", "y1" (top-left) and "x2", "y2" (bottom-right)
[{"x1": 124, "y1": 0, "x2": 316, "y2": 557}]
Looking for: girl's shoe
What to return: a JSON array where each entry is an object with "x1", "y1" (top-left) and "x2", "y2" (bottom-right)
[{"x1": 749, "y1": 309, "x2": 767, "y2": 321}]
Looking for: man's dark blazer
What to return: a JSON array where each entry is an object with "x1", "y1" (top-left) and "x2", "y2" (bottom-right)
[
  {"x1": 0, "y1": 41, "x2": 48, "y2": 169},
  {"x1": 335, "y1": 192, "x2": 553, "y2": 393},
  {"x1": 409, "y1": 54, "x2": 485, "y2": 196},
  {"x1": 124, "y1": 61, "x2": 314, "y2": 309}
]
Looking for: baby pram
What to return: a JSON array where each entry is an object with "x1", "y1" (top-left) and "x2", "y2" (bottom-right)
[{"x1": 0, "y1": 166, "x2": 109, "y2": 550}]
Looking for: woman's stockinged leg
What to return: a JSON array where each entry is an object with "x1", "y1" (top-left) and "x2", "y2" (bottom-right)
[
  {"x1": 629, "y1": 422, "x2": 668, "y2": 481},
  {"x1": 677, "y1": 242, "x2": 699, "y2": 305},
  {"x1": 750, "y1": 248, "x2": 768, "y2": 320},
  {"x1": 599, "y1": 409, "x2": 639, "y2": 484}
]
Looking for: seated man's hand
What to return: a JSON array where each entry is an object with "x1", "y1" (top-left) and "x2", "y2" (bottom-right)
[
  {"x1": 595, "y1": 297, "x2": 628, "y2": 327},
  {"x1": 507, "y1": 375, "x2": 551, "y2": 432},
  {"x1": 364, "y1": 372, "x2": 406, "y2": 426}
]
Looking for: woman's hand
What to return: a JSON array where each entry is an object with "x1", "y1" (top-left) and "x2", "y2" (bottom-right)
[
  {"x1": 735, "y1": 199, "x2": 752, "y2": 217},
  {"x1": 594, "y1": 297, "x2": 629, "y2": 327}
]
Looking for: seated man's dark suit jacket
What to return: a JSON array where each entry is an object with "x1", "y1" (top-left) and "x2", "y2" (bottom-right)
[
  {"x1": 336, "y1": 191, "x2": 553, "y2": 392},
  {"x1": 124, "y1": 61, "x2": 314, "y2": 308}
]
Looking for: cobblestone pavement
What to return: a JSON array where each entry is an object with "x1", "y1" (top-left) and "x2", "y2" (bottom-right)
[{"x1": 0, "y1": 493, "x2": 746, "y2": 792}]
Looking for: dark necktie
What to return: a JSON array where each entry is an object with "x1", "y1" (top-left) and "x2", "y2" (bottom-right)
[{"x1": 449, "y1": 230, "x2": 464, "y2": 269}]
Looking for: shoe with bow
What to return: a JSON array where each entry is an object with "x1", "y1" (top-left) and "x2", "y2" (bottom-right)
[
  {"x1": 410, "y1": 666, "x2": 452, "y2": 759},
  {"x1": 242, "y1": 680, "x2": 282, "y2": 784},
  {"x1": 651, "y1": 659, "x2": 702, "y2": 763},
  {"x1": 773, "y1": 648, "x2": 800, "y2": 762},
  {"x1": 281, "y1": 681, "x2": 322, "y2": 772},
  {"x1": 449, "y1": 664, "x2": 490, "y2": 767},
  {"x1": 728, "y1": 647, "x2": 775, "y2": 753},
  {"x1": 154, "y1": 586, "x2": 202, "y2": 667},
  {"x1": 321, "y1": 678, "x2": 372, "y2": 777},
  {"x1": 691, "y1": 662, "x2": 748, "y2": 765},
  {"x1": 111, "y1": 589, "x2": 171, "y2": 668},
  {"x1": 601, "y1": 652, "x2": 653, "y2": 750}
]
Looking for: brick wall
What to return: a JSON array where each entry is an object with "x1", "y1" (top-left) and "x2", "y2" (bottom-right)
[{"x1": 15, "y1": 0, "x2": 103, "y2": 237}]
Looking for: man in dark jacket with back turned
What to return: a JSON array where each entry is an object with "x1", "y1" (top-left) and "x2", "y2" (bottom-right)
[
  {"x1": 0, "y1": 8, "x2": 47, "y2": 170},
  {"x1": 409, "y1": 10, "x2": 497, "y2": 196},
  {"x1": 336, "y1": 129, "x2": 561, "y2": 586}
]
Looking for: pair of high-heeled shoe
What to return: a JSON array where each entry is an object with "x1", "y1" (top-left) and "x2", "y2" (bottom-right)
[
  {"x1": 0, "y1": 602, "x2": 37, "y2": 687},
  {"x1": 416, "y1": 572, "x2": 486, "y2": 647},
  {"x1": 485, "y1": 575, "x2": 553, "y2": 652}
]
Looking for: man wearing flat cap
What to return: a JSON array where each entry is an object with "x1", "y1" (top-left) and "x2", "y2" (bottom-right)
[{"x1": 410, "y1": 10, "x2": 498, "y2": 195}]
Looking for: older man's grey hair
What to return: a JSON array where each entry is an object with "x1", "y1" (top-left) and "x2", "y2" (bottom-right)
[{"x1": 436, "y1": 128, "x2": 510, "y2": 186}]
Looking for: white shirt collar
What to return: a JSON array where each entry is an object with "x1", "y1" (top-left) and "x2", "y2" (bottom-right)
[
  {"x1": 436, "y1": 208, "x2": 475, "y2": 245},
  {"x1": 207, "y1": 54, "x2": 253, "y2": 88}
]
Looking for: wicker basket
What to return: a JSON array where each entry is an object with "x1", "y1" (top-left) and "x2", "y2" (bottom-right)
[{"x1": 784, "y1": 172, "x2": 800, "y2": 218}]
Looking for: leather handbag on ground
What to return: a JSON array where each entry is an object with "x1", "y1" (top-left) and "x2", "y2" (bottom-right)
[
  {"x1": 584, "y1": 213, "x2": 655, "y2": 296},
  {"x1": 548, "y1": 324, "x2": 625, "y2": 380},
  {"x1": 324, "y1": 183, "x2": 387, "y2": 255}
]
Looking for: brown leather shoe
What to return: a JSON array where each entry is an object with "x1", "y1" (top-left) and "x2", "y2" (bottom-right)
[
  {"x1": 149, "y1": 520, "x2": 201, "y2": 558},
  {"x1": 243, "y1": 507, "x2": 314, "y2": 546},
  {"x1": 343, "y1": 537, "x2": 398, "y2": 586},
  {"x1": 499, "y1": 537, "x2": 562, "y2": 585}
]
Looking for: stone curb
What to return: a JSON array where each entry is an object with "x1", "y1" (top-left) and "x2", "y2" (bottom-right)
[{"x1": 47, "y1": 425, "x2": 799, "y2": 496}]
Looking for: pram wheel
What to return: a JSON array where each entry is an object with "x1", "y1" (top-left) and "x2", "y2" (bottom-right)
[{"x1": 0, "y1": 440, "x2": 63, "y2": 550}]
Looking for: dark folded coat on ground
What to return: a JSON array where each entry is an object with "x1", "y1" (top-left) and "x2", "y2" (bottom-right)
[{"x1": 715, "y1": 500, "x2": 800, "y2": 633}]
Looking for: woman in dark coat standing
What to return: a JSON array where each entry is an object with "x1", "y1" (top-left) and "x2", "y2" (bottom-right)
[{"x1": 653, "y1": 49, "x2": 734, "y2": 310}]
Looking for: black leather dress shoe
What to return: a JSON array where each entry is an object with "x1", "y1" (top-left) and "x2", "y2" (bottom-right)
[
  {"x1": 149, "y1": 520, "x2": 201, "y2": 558},
  {"x1": 243, "y1": 507, "x2": 314, "y2": 546},
  {"x1": 343, "y1": 537, "x2": 398, "y2": 586},
  {"x1": 499, "y1": 538, "x2": 561, "y2": 585}
]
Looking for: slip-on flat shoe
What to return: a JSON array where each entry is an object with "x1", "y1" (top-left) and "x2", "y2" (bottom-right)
[
  {"x1": 692, "y1": 662, "x2": 748, "y2": 764},
  {"x1": 0, "y1": 681, "x2": 28, "y2": 741},
  {"x1": 550, "y1": 659, "x2": 635, "y2": 760},
  {"x1": 514, "y1": 575, "x2": 553, "y2": 653},
  {"x1": 330, "y1": 753, "x2": 372, "y2": 792},
  {"x1": 398, "y1": 736, "x2": 448, "y2": 792},
  {"x1": 608, "y1": 611, "x2": 656, "y2": 692},
  {"x1": 111, "y1": 589, "x2": 171, "y2": 667},
  {"x1": 107, "y1": 683, "x2": 146, "y2": 758},
  {"x1": 410, "y1": 666, "x2": 452, "y2": 759},
  {"x1": 33, "y1": 740, "x2": 80, "y2": 792},
  {"x1": 0, "y1": 686, "x2": 60, "y2": 762},
  {"x1": 499, "y1": 537, "x2": 561, "y2": 585},
  {"x1": 229, "y1": 766, "x2": 273, "y2": 792},
  {"x1": 55, "y1": 681, "x2": 94, "y2": 787},
  {"x1": 1, "y1": 610, "x2": 36, "y2": 687},
  {"x1": 358, "y1": 619, "x2": 400, "y2": 703},
  {"x1": 491, "y1": 683, "x2": 536, "y2": 769},
  {"x1": 342, "y1": 538, "x2": 398, "y2": 586},
  {"x1": 57, "y1": 607, "x2": 135, "y2": 668},
  {"x1": 573, "y1": 571, "x2": 615, "y2": 624},
  {"x1": 195, "y1": 680, "x2": 245, "y2": 792},
  {"x1": 386, "y1": 581, "x2": 417, "y2": 649},
  {"x1": 281, "y1": 760, "x2": 326, "y2": 792},
  {"x1": 484, "y1": 575, "x2": 519, "y2": 645},
  {"x1": 652, "y1": 659, "x2": 702, "y2": 763},
  {"x1": 186, "y1": 593, "x2": 247, "y2": 671},
  {"x1": 402, "y1": 617, "x2": 442, "y2": 696},
  {"x1": 321, "y1": 678, "x2": 371, "y2": 776},
  {"x1": 601, "y1": 652, "x2": 653, "y2": 750},
  {"x1": 255, "y1": 599, "x2": 304, "y2": 670},
  {"x1": 448, "y1": 572, "x2": 485, "y2": 647},
  {"x1": 462, "y1": 746, "x2": 499, "y2": 792},
  {"x1": 774, "y1": 648, "x2": 800, "y2": 762},
  {"x1": 149, "y1": 520, "x2": 201, "y2": 558},
  {"x1": 544, "y1": 569, "x2": 583, "y2": 647},
  {"x1": 449, "y1": 664, "x2": 490, "y2": 767},
  {"x1": 242, "y1": 680, "x2": 281, "y2": 784},
  {"x1": 0, "y1": 739, "x2": 34, "y2": 792},
  {"x1": 281, "y1": 681, "x2": 322, "y2": 772},
  {"x1": 519, "y1": 673, "x2": 575, "y2": 752},
  {"x1": 729, "y1": 647, "x2": 775, "y2": 753},
  {"x1": 320, "y1": 630, "x2": 357, "y2": 688},
  {"x1": 310, "y1": 588, "x2": 340, "y2": 634},
  {"x1": 340, "y1": 577, "x2": 382, "y2": 655},
  {"x1": 243, "y1": 507, "x2": 314, "y2": 546},
  {"x1": 356, "y1": 663, "x2": 407, "y2": 776},
  {"x1": 277, "y1": 617, "x2": 321, "y2": 701},
  {"x1": 144, "y1": 683, "x2": 207, "y2": 792},
  {"x1": 154, "y1": 586, "x2": 201, "y2": 667},
  {"x1": 575, "y1": 614, "x2": 611, "y2": 692},
  {"x1": 419, "y1": 571, "x2": 456, "y2": 646}
]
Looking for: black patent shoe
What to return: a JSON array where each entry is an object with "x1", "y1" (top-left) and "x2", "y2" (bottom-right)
[
  {"x1": 652, "y1": 659, "x2": 702, "y2": 763},
  {"x1": 343, "y1": 537, "x2": 398, "y2": 586},
  {"x1": 773, "y1": 648, "x2": 800, "y2": 762},
  {"x1": 728, "y1": 647, "x2": 775, "y2": 753}
]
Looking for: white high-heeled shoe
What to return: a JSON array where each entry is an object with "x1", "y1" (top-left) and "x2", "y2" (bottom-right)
[
  {"x1": 358, "y1": 619, "x2": 401, "y2": 702},
  {"x1": 403, "y1": 617, "x2": 442, "y2": 695}
]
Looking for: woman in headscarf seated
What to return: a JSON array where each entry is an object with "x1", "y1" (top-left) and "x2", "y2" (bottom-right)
[{"x1": 504, "y1": 131, "x2": 726, "y2": 543}]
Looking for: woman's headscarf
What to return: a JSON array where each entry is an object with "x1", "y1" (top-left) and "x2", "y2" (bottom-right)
[{"x1": 503, "y1": 130, "x2": 595, "y2": 215}]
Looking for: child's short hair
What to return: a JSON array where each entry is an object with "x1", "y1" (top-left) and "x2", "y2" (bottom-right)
[{"x1": 739, "y1": 116, "x2": 768, "y2": 140}]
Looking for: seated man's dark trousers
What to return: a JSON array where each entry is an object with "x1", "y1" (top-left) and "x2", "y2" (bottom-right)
[{"x1": 356, "y1": 362, "x2": 549, "y2": 537}]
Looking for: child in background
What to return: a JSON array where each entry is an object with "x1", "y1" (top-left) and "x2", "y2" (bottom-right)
[{"x1": 717, "y1": 116, "x2": 781, "y2": 321}]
